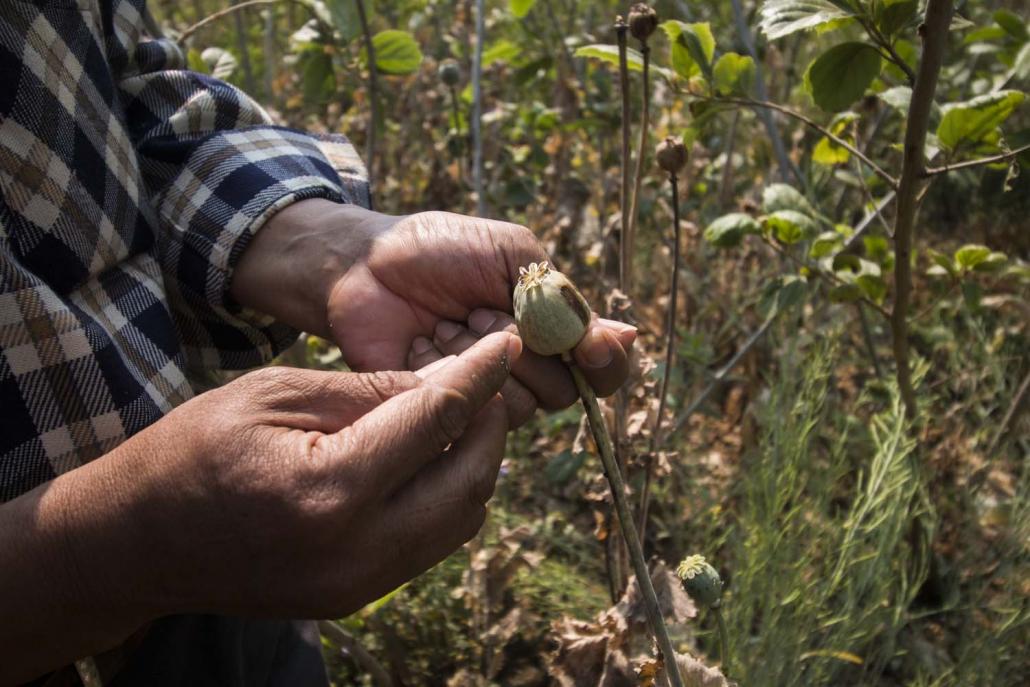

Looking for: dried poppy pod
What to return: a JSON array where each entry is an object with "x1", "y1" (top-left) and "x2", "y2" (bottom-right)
[
  {"x1": 513, "y1": 262, "x2": 590, "y2": 356},
  {"x1": 676, "y1": 554, "x2": 724, "y2": 609},
  {"x1": 628, "y1": 3, "x2": 658, "y2": 43},
  {"x1": 438, "y1": 58, "x2": 461, "y2": 87},
  {"x1": 656, "y1": 136, "x2": 689, "y2": 176}
]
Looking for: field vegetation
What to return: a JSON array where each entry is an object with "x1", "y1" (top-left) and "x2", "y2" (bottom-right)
[{"x1": 151, "y1": 1, "x2": 1029, "y2": 684}]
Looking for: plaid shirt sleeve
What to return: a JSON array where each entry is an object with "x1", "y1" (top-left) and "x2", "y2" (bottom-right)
[{"x1": 113, "y1": 1, "x2": 370, "y2": 370}]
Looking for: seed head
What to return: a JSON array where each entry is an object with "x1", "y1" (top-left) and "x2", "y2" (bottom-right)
[
  {"x1": 676, "y1": 554, "x2": 723, "y2": 608},
  {"x1": 438, "y1": 58, "x2": 461, "y2": 87},
  {"x1": 513, "y1": 262, "x2": 591, "y2": 356},
  {"x1": 628, "y1": 3, "x2": 659, "y2": 43},
  {"x1": 656, "y1": 136, "x2": 689, "y2": 176}
]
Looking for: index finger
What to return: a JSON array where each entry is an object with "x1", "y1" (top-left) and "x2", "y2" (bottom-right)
[{"x1": 315, "y1": 332, "x2": 521, "y2": 501}]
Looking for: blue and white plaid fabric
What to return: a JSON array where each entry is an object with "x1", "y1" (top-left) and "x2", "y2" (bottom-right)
[{"x1": 0, "y1": 0, "x2": 370, "y2": 501}]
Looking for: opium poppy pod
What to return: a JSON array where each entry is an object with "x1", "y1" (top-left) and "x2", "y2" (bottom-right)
[{"x1": 513, "y1": 262, "x2": 590, "y2": 357}]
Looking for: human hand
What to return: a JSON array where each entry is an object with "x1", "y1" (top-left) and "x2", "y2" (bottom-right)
[
  {"x1": 232, "y1": 201, "x2": 637, "y2": 425},
  {"x1": 100, "y1": 333, "x2": 518, "y2": 619}
]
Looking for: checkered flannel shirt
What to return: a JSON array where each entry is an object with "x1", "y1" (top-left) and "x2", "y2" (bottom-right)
[{"x1": 0, "y1": 0, "x2": 370, "y2": 502}]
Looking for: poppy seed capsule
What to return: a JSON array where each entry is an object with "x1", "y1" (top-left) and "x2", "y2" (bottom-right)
[
  {"x1": 438, "y1": 59, "x2": 461, "y2": 86},
  {"x1": 628, "y1": 3, "x2": 658, "y2": 42},
  {"x1": 513, "y1": 262, "x2": 591, "y2": 356},
  {"x1": 656, "y1": 136, "x2": 688, "y2": 175},
  {"x1": 676, "y1": 555, "x2": 723, "y2": 609}
]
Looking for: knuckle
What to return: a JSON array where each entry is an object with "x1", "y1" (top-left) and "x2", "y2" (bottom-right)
[
  {"x1": 422, "y1": 384, "x2": 472, "y2": 446},
  {"x1": 358, "y1": 370, "x2": 412, "y2": 404}
]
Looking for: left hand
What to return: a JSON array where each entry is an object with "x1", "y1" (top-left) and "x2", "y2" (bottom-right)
[{"x1": 232, "y1": 200, "x2": 637, "y2": 425}]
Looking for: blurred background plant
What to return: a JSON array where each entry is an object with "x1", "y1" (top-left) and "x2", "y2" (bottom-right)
[{"x1": 152, "y1": 1, "x2": 1029, "y2": 684}]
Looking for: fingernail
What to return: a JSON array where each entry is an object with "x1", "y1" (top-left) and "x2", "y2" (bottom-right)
[
  {"x1": 412, "y1": 336, "x2": 434, "y2": 355},
  {"x1": 468, "y1": 309, "x2": 497, "y2": 335},
  {"x1": 435, "y1": 320, "x2": 463, "y2": 343},
  {"x1": 504, "y1": 335, "x2": 522, "y2": 373},
  {"x1": 416, "y1": 355, "x2": 456, "y2": 379},
  {"x1": 598, "y1": 318, "x2": 638, "y2": 335},
  {"x1": 581, "y1": 330, "x2": 613, "y2": 368}
]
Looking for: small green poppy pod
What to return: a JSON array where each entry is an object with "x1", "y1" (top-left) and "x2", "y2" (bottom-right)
[
  {"x1": 438, "y1": 58, "x2": 461, "y2": 87},
  {"x1": 513, "y1": 262, "x2": 590, "y2": 357},
  {"x1": 676, "y1": 554, "x2": 723, "y2": 609}
]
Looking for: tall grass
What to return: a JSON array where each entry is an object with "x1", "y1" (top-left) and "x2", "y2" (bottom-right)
[{"x1": 710, "y1": 339, "x2": 935, "y2": 686}]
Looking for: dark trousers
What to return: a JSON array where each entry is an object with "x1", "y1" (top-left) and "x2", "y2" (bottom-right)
[{"x1": 34, "y1": 616, "x2": 330, "y2": 687}]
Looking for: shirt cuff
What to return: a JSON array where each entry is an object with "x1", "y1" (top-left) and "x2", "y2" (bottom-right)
[{"x1": 155, "y1": 126, "x2": 370, "y2": 371}]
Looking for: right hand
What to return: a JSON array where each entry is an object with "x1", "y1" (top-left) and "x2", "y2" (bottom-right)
[{"x1": 93, "y1": 332, "x2": 520, "y2": 620}]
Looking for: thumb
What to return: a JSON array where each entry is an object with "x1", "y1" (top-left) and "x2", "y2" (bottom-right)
[{"x1": 319, "y1": 332, "x2": 522, "y2": 500}]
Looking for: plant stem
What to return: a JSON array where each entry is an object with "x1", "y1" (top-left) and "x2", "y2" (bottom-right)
[
  {"x1": 713, "y1": 607, "x2": 731, "y2": 677},
  {"x1": 625, "y1": 41, "x2": 650, "y2": 296},
  {"x1": 859, "y1": 17, "x2": 917, "y2": 85},
  {"x1": 472, "y1": 0, "x2": 486, "y2": 216},
  {"x1": 178, "y1": 0, "x2": 305, "y2": 44},
  {"x1": 616, "y1": 17, "x2": 632, "y2": 292},
  {"x1": 669, "y1": 191, "x2": 895, "y2": 436},
  {"x1": 729, "y1": 0, "x2": 802, "y2": 186},
  {"x1": 988, "y1": 367, "x2": 1030, "y2": 453},
  {"x1": 355, "y1": 0, "x2": 377, "y2": 186},
  {"x1": 691, "y1": 93, "x2": 899, "y2": 190},
  {"x1": 923, "y1": 143, "x2": 1030, "y2": 176},
  {"x1": 565, "y1": 357, "x2": 684, "y2": 687},
  {"x1": 891, "y1": 0, "x2": 954, "y2": 420},
  {"x1": 638, "y1": 172, "x2": 682, "y2": 541},
  {"x1": 233, "y1": 0, "x2": 257, "y2": 95}
]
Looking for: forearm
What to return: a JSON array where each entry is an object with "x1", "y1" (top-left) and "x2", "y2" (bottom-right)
[
  {"x1": 0, "y1": 446, "x2": 159, "y2": 684},
  {"x1": 230, "y1": 199, "x2": 385, "y2": 339}
]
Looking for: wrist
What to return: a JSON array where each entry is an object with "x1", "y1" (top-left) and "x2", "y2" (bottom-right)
[
  {"x1": 0, "y1": 444, "x2": 162, "y2": 680},
  {"x1": 231, "y1": 198, "x2": 390, "y2": 338}
]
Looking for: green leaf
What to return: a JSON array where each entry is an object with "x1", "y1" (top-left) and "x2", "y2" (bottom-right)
[
  {"x1": 875, "y1": 0, "x2": 918, "y2": 36},
  {"x1": 829, "y1": 283, "x2": 863, "y2": 302},
  {"x1": 367, "y1": 30, "x2": 423, "y2": 75},
  {"x1": 760, "y1": 274, "x2": 809, "y2": 315},
  {"x1": 954, "y1": 244, "x2": 992, "y2": 271},
  {"x1": 661, "y1": 21, "x2": 715, "y2": 81},
  {"x1": 510, "y1": 0, "x2": 538, "y2": 19},
  {"x1": 759, "y1": 0, "x2": 856, "y2": 40},
  {"x1": 927, "y1": 249, "x2": 958, "y2": 278},
  {"x1": 810, "y1": 231, "x2": 843, "y2": 258},
  {"x1": 993, "y1": 9, "x2": 1029, "y2": 42},
  {"x1": 856, "y1": 273, "x2": 887, "y2": 302},
  {"x1": 301, "y1": 50, "x2": 336, "y2": 105},
  {"x1": 704, "y1": 213, "x2": 761, "y2": 248},
  {"x1": 762, "y1": 183, "x2": 819, "y2": 217},
  {"x1": 972, "y1": 251, "x2": 1008, "y2": 273},
  {"x1": 574, "y1": 44, "x2": 645, "y2": 72},
  {"x1": 937, "y1": 91, "x2": 1026, "y2": 150},
  {"x1": 811, "y1": 112, "x2": 857, "y2": 165},
  {"x1": 325, "y1": 0, "x2": 372, "y2": 42},
  {"x1": 713, "y1": 53, "x2": 755, "y2": 95},
  {"x1": 831, "y1": 253, "x2": 862, "y2": 273},
  {"x1": 813, "y1": 136, "x2": 851, "y2": 164},
  {"x1": 482, "y1": 39, "x2": 522, "y2": 67},
  {"x1": 804, "y1": 42, "x2": 882, "y2": 112},
  {"x1": 1010, "y1": 43, "x2": 1030, "y2": 83},
  {"x1": 766, "y1": 210, "x2": 818, "y2": 244}
]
